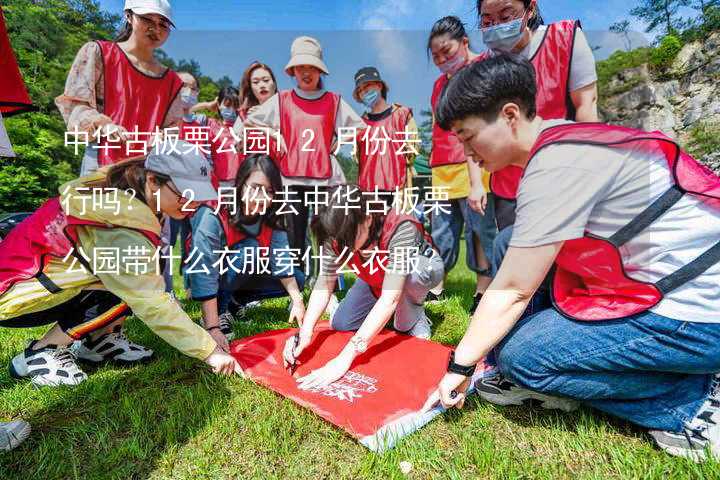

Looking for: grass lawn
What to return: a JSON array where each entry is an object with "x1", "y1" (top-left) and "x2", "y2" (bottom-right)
[{"x1": 1, "y1": 245, "x2": 719, "y2": 479}]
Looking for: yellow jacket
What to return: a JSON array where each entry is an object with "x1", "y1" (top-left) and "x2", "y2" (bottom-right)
[{"x1": 0, "y1": 170, "x2": 216, "y2": 360}]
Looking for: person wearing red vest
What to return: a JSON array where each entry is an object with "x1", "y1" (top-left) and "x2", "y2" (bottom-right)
[
  {"x1": 282, "y1": 185, "x2": 444, "y2": 389},
  {"x1": 185, "y1": 154, "x2": 306, "y2": 352},
  {"x1": 0, "y1": 142, "x2": 242, "y2": 391},
  {"x1": 55, "y1": 0, "x2": 184, "y2": 175},
  {"x1": 475, "y1": 0, "x2": 599, "y2": 275},
  {"x1": 351, "y1": 66, "x2": 418, "y2": 195},
  {"x1": 242, "y1": 36, "x2": 365, "y2": 268},
  {"x1": 427, "y1": 17, "x2": 497, "y2": 315},
  {"x1": 426, "y1": 55, "x2": 720, "y2": 461}
]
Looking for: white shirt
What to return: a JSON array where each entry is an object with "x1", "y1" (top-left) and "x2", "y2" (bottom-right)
[{"x1": 512, "y1": 120, "x2": 720, "y2": 323}]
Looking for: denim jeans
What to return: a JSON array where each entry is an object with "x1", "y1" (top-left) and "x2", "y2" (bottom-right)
[
  {"x1": 496, "y1": 308, "x2": 720, "y2": 432},
  {"x1": 431, "y1": 196, "x2": 497, "y2": 275},
  {"x1": 330, "y1": 252, "x2": 444, "y2": 332}
]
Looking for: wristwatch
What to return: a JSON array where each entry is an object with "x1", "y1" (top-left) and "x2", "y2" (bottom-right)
[
  {"x1": 349, "y1": 335, "x2": 368, "y2": 354},
  {"x1": 447, "y1": 351, "x2": 476, "y2": 377}
]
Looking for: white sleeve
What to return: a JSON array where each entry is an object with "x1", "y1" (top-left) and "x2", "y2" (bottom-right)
[{"x1": 568, "y1": 28, "x2": 598, "y2": 92}]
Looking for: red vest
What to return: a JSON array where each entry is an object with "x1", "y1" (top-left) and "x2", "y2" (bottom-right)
[
  {"x1": 343, "y1": 212, "x2": 434, "y2": 298},
  {"x1": 0, "y1": 9, "x2": 35, "y2": 116},
  {"x1": 0, "y1": 197, "x2": 161, "y2": 297},
  {"x1": 208, "y1": 118, "x2": 240, "y2": 183},
  {"x1": 490, "y1": 20, "x2": 580, "y2": 206},
  {"x1": 357, "y1": 106, "x2": 413, "y2": 191},
  {"x1": 527, "y1": 123, "x2": 720, "y2": 321},
  {"x1": 278, "y1": 90, "x2": 340, "y2": 179},
  {"x1": 429, "y1": 56, "x2": 484, "y2": 168},
  {"x1": 96, "y1": 40, "x2": 183, "y2": 166}
]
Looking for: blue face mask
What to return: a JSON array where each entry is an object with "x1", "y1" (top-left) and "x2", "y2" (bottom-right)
[
  {"x1": 361, "y1": 89, "x2": 381, "y2": 109},
  {"x1": 219, "y1": 106, "x2": 238, "y2": 123},
  {"x1": 482, "y1": 15, "x2": 526, "y2": 53}
]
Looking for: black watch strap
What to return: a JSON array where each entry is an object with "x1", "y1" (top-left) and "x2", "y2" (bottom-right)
[{"x1": 447, "y1": 351, "x2": 476, "y2": 377}]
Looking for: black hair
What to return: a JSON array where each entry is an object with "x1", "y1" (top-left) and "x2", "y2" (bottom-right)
[
  {"x1": 436, "y1": 53, "x2": 537, "y2": 130},
  {"x1": 426, "y1": 16, "x2": 469, "y2": 58},
  {"x1": 217, "y1": 86, "x2": 240, "y2": 111},
  {"x1": 231, "y1": 153, "x2": 285, "y2": 231},
  {"x1": 115, "y1": 9, "x2": 133, "y2": 42},
  {"x1": 311, "y1": 184, "x2": 384, "y2": 256},
  {"x1": 476, "y1": 0, "x2": 544, "y2": 31}
]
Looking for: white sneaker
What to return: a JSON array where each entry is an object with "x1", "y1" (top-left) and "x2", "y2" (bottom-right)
[
  {"x1": 71, "y1": 327, "x2": 153, "y2": 364},
  {"x1": 407, "y1": 313, "x2": 432, "y2": 340},
  {"x1": 10, "y1": 341, "x2": 87, "y2": 387},
  {"x1": 0, "y1": 420, "x2": 30, "y2": 451},
  {"x1": 325, "y1": 294, "x2": 340, "y2": 319},
  {"x1": 217, "y1": 312, "x2": 235, "y2": 341},
  {"x1": 475, "y1": 373, "x2": 579, "y2": 412}
]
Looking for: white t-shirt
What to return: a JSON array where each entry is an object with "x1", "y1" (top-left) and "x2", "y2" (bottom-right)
[
  {"x1": 511, "y1": 120, "x2": 720, "y2": 323},
  {"x1": 517, "y1": 24, "x2": 598, "y2": 92},
  {"x1": 0, "y1": 112, "x2": 15, "y2": 157}
]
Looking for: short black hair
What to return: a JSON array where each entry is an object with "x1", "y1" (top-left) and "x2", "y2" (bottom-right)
[
  {"x1": 426, "y1": 16, "x2": 468, "y2": 58},
  {"x1": 436, "y1": 53, "x2": 537, "y2": 130}
]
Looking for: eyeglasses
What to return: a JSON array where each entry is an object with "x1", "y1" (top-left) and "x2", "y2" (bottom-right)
[{"x1": 133, "y1": 13, "x2": 172, "y2": 33}]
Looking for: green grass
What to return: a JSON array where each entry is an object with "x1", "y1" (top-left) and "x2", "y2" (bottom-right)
[{"x1": 2, "y1": 246, "x2": 719, "y2": 479}]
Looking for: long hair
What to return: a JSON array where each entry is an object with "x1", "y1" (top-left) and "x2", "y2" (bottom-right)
[
  {"x1": 476, "y1": 0, "x2": 544, "y2": 31},
  {"x1": 239, "y1": 62, "x2": 277, "y2": 112},
  {"x1": 230, "y1": 154, "x2": 285, "y2": 231},
  {"x1": 311, "y1": 184, "x2": 384, "y2": 256}
]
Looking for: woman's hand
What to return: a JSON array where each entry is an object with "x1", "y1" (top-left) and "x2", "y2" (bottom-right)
[
  {"x1": 208, "y1": 328, "x2": 230, "y2": 353},
  {"x1": 468, "y1": 186, "x2": 488, "y2": 215},
  {"x1": 282, "y1": 331, "x2": 312, "y2": 369},
  {"x1": 204, "y1": 346, "x2": 244, "y2": 376},
  {"x1": 288, "y1": 298, "x2": 305, "y2": 326},
  {"x1": 296, "y1": 349, "x2": 354, "y2": 390},
  {"x1": 423, "y1": 372, "x2": 471, "y2": 412}
]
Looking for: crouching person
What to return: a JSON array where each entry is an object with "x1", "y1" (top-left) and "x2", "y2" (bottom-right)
[
  {"x1": 427, "y1": 54, "x2": 720, "y2": 461},
  {"x1": 185, "y1": 154, "x2": 306, "y2": 350},
  {"x1": 0, "y1": 144, "x2": 242, "y2": 390},
  {"x1": 283, "y1": 185, "x2": 444, "y2": 389}
]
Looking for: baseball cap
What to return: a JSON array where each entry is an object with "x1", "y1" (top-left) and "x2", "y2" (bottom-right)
[
  {"x1": 353, "y1": 66, "x2": 387, "y2": 102},
  {"x1": 124, "y1": 0, "x2": 175, "y2": 27},
  {"x1": 145, "y1": 140, "x2": 216, "y2": 201}
]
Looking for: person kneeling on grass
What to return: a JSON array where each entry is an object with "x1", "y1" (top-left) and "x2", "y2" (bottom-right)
[
  {"x1": 184, "y1": 153, "x2": 306, "y2": 350},
  {"x1": 283, "y1": 185, "x2": 444, "y2": 389},
  {"x1": 0, "y1": 144, "x2": 242, "y2": 393},
  {"x1": 425, "y1": 54, "x2": 720, "y2": 461}
]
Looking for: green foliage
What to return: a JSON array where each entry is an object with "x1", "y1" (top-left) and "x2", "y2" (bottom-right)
[
  {"x1": 649, "y1": 34, "x2": 683, "y2": 71},
  {"x1": 686, "y1": 121, "x2": 720, "y2": 158}
]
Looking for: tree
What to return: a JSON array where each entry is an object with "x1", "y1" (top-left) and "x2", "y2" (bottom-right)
[
  {"x1": 610, "y1": 20, "x2": 633, "y2": 51},
  {"x1": 630, "y1": 0, "x2": 686, "y2": 36}
]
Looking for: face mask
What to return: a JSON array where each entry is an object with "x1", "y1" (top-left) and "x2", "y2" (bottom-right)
[
  {"x1": 361, "y1": 89, "x2": 380, "y2": 109},
  {"x1": 219, "y1": 106, "x2": 237, "y2": 123},
  {"x1": 180, "y1": 88, "x2": 198, "y2": 108},
  {"x1": 438, "y1": 50, "x2": 467, "y2": 76},
  {"x1": 482, "y1": 14, "x2": 527, "y2": 53}
]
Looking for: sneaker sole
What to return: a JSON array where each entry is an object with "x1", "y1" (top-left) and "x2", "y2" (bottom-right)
[{"x1": 479, "y1": 390, "x2": 579, "y2": 412}]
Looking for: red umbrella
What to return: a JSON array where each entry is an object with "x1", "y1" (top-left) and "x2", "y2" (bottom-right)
[{"x1": 0, "y1": 7, "x2": 35, "y2": 116}]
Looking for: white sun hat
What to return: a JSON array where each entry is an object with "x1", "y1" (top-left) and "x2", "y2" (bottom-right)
[
  {"x1": 124, "y1": 0, "x2": 174, "y2": 27},
  {"x1": 284, "y1": 36, "x2": 329, "y2": 76}
]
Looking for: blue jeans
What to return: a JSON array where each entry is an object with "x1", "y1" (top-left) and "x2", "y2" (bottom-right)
[
  {"x1": 496, "y1": 308, "x2": 720, "y2": 432},
  {"x1": 431, "y1": 196, "x2": 496, "y2": 275}
]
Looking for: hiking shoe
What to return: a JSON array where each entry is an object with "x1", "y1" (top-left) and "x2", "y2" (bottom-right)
[
  {"x1": 0, "y1": 420, "x2": 30, "y2": 451},
  {"x1": 470, "y1": 293, "x2": 483, "y2": 315},
  {"x1": 217, "y1": 312, "x2": 236, "y2": 340},
  {"x1": 475, "y1": 373, "x2": 579, "y2": 412},
  {"x1": 10, "y1": 342, "x2": 87, "y2": 387},
  {"x1": 650, "y1": 374, "x2": 720, "y2": 461},
  {"x1": 407, "y1": 313, "x2": 432, "y2": 340},
  {"x1": 71, "y1": 326, "x2": 153, "y2": 364}
]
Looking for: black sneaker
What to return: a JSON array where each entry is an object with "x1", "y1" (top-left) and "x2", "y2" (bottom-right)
[
  {"x1": 470, "y1": 293, "x2": 483, "y2": 315},
  {"x1": 650, "y1": 374, "x2": 720, "y2": 461},
  {"x1": 10, "y1": 341, "x2": 87, "y2": 387},
  {"x1": 475, "y1": 373, "x2": 579, "y2": 412}
]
